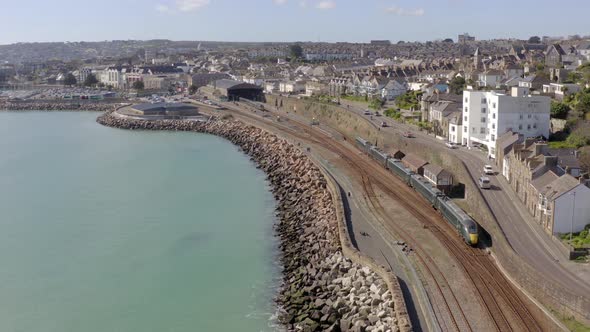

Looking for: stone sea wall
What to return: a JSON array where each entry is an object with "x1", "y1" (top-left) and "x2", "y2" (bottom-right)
[
  {"x1": 97, "y1": 111, "x2": 410, "y2": 332},
  {"x1": 0, "y1": 100, "x2": 118, "y2": 112}
]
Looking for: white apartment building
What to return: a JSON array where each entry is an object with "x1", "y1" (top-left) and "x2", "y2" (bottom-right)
[
  {"x1": 462, "y1": 87, "x2": 550, "y2": 158},
  {"x1": 98, "y1": 68, "x2": 124, "y2": 89}
]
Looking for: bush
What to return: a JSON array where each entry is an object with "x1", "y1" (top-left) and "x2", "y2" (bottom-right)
[
  {"x1": 560, "y1": 224, "x2": 590, "y2": 249},
  {"x1": 551, "y1": 101, "x2": 570, "y2": 119},
  {"x1": 384, "y1": 108, "x2": 402, "y2": 120},
  {"x1": 395, "y1": 91, "x2": 422, "y2": 110},
  {"x1": 368, "y1": 98, "x2": 384, "y2": 110}
]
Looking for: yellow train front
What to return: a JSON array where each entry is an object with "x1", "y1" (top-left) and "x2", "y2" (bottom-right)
[{"x1": 435, "y1": 195, "x2": 479, "y2": 246}]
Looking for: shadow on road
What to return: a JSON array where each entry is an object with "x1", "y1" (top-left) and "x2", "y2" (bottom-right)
[
  {"x1": 478, "y1": 225, "x2": 494, "y2": 250},
  {"x1": 488, "y1": 185, "x2": 502, "y2": 191},
  {"x1": 397, "y1": 277, "x2": 424, "y2": 332},
  {"x1": 339, "y1": 186, "x2": 358, "y2": 249}
]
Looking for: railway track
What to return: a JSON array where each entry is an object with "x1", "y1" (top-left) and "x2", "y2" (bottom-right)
[
  {"x1": 223, "y1": 103, "x2": 543, "y2": 331},
  {"x1": 320, "y1": 133, "x2": 541, "y2": 331}
]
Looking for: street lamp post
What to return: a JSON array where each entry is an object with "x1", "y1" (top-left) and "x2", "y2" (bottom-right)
[{"x1": 570, "y1": 191, "x2": 576, "y2": 243}]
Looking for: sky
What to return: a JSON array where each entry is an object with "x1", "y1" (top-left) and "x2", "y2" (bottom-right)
[{"x1": 1, "y1": 0, "x2": 589, "y2": 45}]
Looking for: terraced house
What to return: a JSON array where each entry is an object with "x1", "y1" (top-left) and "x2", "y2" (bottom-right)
[{"x1": 501, "y1": 139, "x2": 589, "y2": 235}]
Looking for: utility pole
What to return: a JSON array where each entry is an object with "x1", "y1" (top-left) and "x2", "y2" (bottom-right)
[{"x1": 570, "y1": 191, "x2": 576, "y2": 243}]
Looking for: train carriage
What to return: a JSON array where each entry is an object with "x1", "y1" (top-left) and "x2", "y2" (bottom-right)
[
  {"x1": 410, "y1": 174, "x2": 443, "y2": 206},
  {"x1": 355, "y1": 137, "x2": 370, "y2": 153},
  {"x1": 436, "y1": 196, "x2": 479, "y2": 246},
  {"x1": 355, "y1": 136, "x2": 479, "y2": 246},
  {"x1": 386, "y1": 158, "x2": 413, "y2": 185},
  {"x1": 369, "y1": 146, "x2": 389, "y2": 168}
]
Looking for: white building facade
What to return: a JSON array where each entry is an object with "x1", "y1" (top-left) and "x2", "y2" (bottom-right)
[
  {"x1": 551, "y1": 183, "x2": 590, "y2": 235},
  {"x1": 462, "y1": 88, "x2": 550, "y2": 158}
]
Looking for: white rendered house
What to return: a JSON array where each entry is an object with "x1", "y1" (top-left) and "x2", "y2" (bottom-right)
[{"x1": 462, "y1": 87, "x2": 550, "y2": 158}]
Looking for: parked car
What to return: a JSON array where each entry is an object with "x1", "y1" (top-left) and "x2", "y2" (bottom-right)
[
  {"x1": 479, "y1": 176, "x2": 491, "y2": 189},
  {"x1": 375, "y1": 111, "x2": 381, "y2": 117},
  {"x1": 381, "y1": 121, "x2": 387, "y2": 127},
  {"x1": 445, "y1": 142, "x2": 458, "y2": 149},
  {"x1": 363, "y1": 110, "x2": 371, "y2": 115},
  {"x1": 483, "y1": 165, "x2": 494, "y2": 175},
  {"x1": 402, "y1": 131, "x2": 414, "y2": 138}
]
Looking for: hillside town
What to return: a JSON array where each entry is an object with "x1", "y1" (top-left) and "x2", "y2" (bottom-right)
[{"x1": 2, "y1": 32, "x2": 590, "y2": 330}]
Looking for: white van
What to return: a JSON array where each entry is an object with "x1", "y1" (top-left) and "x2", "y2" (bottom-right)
[{"x1": 479, "y1": 176, "x2": 491, "y2": 189}]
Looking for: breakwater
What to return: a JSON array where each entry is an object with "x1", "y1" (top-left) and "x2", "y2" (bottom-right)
[
  {"x1": 0, "y1": 100, "x2": 118, "y2": 112},
  {"x1": 98, "y1": 110, "x2": 409, "y2": 332}
]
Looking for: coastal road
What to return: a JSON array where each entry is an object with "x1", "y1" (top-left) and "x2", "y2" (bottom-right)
[{"x1": 336, "y1": 98, "x2": 590, "y2": 298}]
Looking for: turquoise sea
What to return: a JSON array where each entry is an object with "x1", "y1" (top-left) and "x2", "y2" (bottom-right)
[{"x1": 0, "y1": 112, "x2": 279, "y2": 332}]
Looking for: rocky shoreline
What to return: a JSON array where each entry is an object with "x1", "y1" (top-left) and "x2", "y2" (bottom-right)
[
  {"x1": 97, "y1": 110, "x2": 407, "y2": 332},
  {"x1": 0, "y1": 100, "x2": 118, "y2": 112}
]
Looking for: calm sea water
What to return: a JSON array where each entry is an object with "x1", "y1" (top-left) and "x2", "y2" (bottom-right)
[{"x1": 0, "y1": 112, "x2": 280, "y2": 332}]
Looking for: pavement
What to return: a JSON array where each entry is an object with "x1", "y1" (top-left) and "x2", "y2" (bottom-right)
[{"x1": 337, "y1": 98, "x2": 590, "y2": 298}]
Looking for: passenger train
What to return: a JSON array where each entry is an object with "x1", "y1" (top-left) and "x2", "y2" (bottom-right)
[{"x1": 355, "y1": 137, "x2": 479, "y2": 246}]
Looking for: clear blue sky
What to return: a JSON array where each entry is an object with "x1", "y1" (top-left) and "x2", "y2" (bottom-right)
[{"x1": 1, "y1": 0, "x2": 589, "y2": 44}]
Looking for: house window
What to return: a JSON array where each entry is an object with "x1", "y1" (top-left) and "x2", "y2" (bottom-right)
[
  {"x1": 491, "y1": 134, "x2": 496, "y2": 141},
  {"x1": 493, "y1": 102, "x2": 496, "y2": 108},
  {"x1": 492, "y1": 123, "x2": 496, "y2": 129},
  {"x1": 482, "y1": 108, "x2": 486, "y2": 113},
  {"x1": 451, "y1": 126, "x2": 455, "y2": 132},
  {"x1": 482, "y1": 98, "x2": 487, "y2": 104},
  {"x1": 533, "y1": 123, "x2": 537, "y2": 129},
  {"x1": 527, "y1": 124, "x2": 531, "y2": 130},
  {"x1": 492, "y1": 113, "x2": 496, "y2": 119},
  {"x1": 472, "y1": 127, "x2": 477, "y2": 133},
  {"x1": 465, "y1": 97, "x2": 468, "y2": 103},
  {"x1": 465, "y1": 107, "x2": 468, "y2": 112},
  {"x1": 519, "y1": 114, "x2": 523, "y2": 120},
  {"x1": 464, "y1": 116, "x2": 468, "y2": 121},
  {"x1": 464, "y1": 126, "x2": 467, "y2": 133},
  {"x1": 519, "y1": 124, "x2": 523, "y2": 130},
  {"x1": 480, "y1": 128, "x2": 486, "y2": 134},
  {"x1": 528, "y1": 114, "x2": 532, "y2": 119}
]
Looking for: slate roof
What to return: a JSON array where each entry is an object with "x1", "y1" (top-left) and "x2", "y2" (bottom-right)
[
  {"x1": 423, "y1": 164, "x2": 451, "y2": 178},
  {"x1": 497, "y1": 131, "x2": 523, "y2": 153},
  {"x1": 214, "y1": 79, "x2": 263, "y2": 90},
  {"x1": 539, "y1": 174, "x2": 580, "y2": 201},
  {"x1": 402, "y1": 153, "x2": 428, "y2": 169},
  {"x1": 132, "y1": 102, "x2": 197, "y2": 112},
  {"x1": 531, "y1": 170, "x2": 560, "y2": 191}
]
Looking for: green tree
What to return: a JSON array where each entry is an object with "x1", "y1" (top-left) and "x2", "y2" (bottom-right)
[
  {"x1": 577, "y1": 63, "x2": 590, "y2": 84},
  {"x1": 83, "y1": 73, "x2": 98, "y2": 87},
  {"x1": 132, "y1": 81, "x2": 145, "y2": 91},
  {"x1": 449, "y1": 76, "x2": 466, "y2": 95},
  {"x1": 575, "y1": 92, "x2": 590, "y2": 114},
  {"x1": 289, "y1": 44, "x2": 303, "y2": 59},
  {"x1": 565, "y1": 72, "x2": 581, "y2": 84},
  {"x1": 528, "y1": 36, "x2": 541, "y2": 44},
  {"x1": 550, "y1": 101, "x2": 570, "y2": 119},
  {"x1": 188, "y1": 85, "x2": 198, "y2": 95},
  {"x1": 64, "y1": 73, "x2": 77, "y2": 86},
  {"x1": 369, "y1": 98, "x2": 383, "y2": 110},
  {"x1": 443, "y1": 38, "x2": 454, "y2": 43}
]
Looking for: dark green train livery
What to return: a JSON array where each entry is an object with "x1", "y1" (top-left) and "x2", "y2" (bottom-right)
[
  {"x1": 355, "y1": 137, "x2": 479, "y2": 246},
  {"x1": 411, "y1": 175, "x2": 444, "y2": 206},
  {"x1": 369, "y1": 146, "x2": 389, "y2": 168},
  {"x1": 387, "y1": 158, "x2": 413, "y2": 185},
  {"x1": 436, "y1": 197, "x2": 479, "y2": 245}
]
